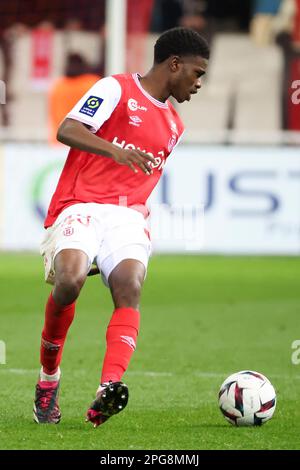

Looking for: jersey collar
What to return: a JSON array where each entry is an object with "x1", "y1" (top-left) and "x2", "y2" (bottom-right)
[{"x1": 132, "y1": 73, "x2": 169, "y2": 109}]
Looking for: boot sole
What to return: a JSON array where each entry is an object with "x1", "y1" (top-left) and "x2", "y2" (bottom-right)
[{"x1": 92, "y1": 382, "x2": 129, "y2": 416}]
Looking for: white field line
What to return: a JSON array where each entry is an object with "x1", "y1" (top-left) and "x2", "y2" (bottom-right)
[
  {"x1": 1, "y1": 368, "x2": 38, "y2": 374},
  {"x1": 0, "y1": 368, "x2": 300, "y2": 380}
]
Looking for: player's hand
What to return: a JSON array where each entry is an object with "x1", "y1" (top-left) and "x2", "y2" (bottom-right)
[{"x1": 112, "y1": 148, "x2": 157, "y2": 175}]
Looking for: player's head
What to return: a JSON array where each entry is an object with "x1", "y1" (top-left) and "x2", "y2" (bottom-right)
[{"x1": 154, "y1": 27, "x2": 210, "y2": 103}]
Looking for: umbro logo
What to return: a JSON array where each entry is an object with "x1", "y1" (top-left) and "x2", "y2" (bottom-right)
[
  {"x1": 129, "y1": 115, "x2": 143, "y2": 127},
  {"x1": 41, "y1": 338, "x2": 60, "y2": 351},
  {"x1": 120, "y1": 335, "x2": 136, "y2": 351}
]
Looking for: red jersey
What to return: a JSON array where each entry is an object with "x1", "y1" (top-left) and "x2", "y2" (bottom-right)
[{"x1": 45, "y1": 73, "x2": 185, "y2": 228}]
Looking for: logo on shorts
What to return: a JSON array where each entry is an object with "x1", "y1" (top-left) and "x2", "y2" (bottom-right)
[
  {"x1": 79, "y1": 96, "x2": 103, "y2": 117},
  {"x1": 63, "y1": 227, "x2": 74, "y2": 237},
  {"x1": 62, "y1": 214, "x2": 91, "y2": 227}
]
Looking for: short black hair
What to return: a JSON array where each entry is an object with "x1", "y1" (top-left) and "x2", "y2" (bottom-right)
[{"x1": 154, "y1": 27, "x2": 210, "y2": 64}]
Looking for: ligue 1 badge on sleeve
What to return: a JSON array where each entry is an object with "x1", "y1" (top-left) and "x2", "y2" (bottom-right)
[{"x1": 79, "y1": 96, "x2": 103, "y2": 117}]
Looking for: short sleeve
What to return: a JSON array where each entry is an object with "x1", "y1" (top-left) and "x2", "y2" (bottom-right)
[{"x1": 66, "y1": 76, "x2": 122, "y2": 133}]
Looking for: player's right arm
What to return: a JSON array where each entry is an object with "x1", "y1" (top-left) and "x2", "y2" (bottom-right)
[
  {"x1": 57, "y1": 76, "x2": 155, "y2": 175},
  {"x1": 57, "y1": 118, "x2": 155, "y2": 175}
]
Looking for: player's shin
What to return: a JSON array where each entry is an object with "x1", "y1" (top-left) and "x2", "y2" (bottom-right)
[
  {"x1": 40, "y1": 292, "x2": 76, "y2": 375},
  {"x1": 101, "y1": 307, "x2": 140, "y2": 384}
]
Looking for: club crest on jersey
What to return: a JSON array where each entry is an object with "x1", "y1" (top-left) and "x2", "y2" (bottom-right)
[
  {"x1": 128, "y1": 98, "x2": 147, "y2": 112},
  {"x1": 79, "y1": 96, "x2": 103, "y2": 117},
  {"x1": 129, "y1": 115, "x2": 143, "y2": 127},
  {"x1": 168, "y1": 134, "x2": 178, "y2": 152}
]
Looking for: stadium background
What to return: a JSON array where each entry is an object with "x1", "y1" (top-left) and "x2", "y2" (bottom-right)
[{"x1": 0, "y1": 0, "x2": 299, "y2": 451}]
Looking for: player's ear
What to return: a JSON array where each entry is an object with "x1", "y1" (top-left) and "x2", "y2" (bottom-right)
[{"x1": 169, "y1": 55, "x2": 181, "y2": 72}]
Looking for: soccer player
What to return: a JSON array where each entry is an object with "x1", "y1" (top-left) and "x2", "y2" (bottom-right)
[{"x1": 33, "y1": 27, "x2": 209, "y2": 427}]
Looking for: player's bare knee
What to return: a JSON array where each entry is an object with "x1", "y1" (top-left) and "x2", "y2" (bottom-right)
[
  {"x1": 54, "y1": 272, "x2": 86, "y2": 304},
  {"x1": 53, "y1": 284, "x2": 80, "y2": 306},
  {"x1": 111, "y1": 278, "x2": 142, "y2": 307}
]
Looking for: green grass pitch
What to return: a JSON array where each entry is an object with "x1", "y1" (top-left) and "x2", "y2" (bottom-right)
[{"x1": 0, "y1": 253, "x2": 299, "y2": 450}]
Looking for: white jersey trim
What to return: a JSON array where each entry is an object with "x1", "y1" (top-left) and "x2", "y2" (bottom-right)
[
  {"x1": 66, "y1": 76, "x2": 122, "y2": 133},
  {"x1": 132, "y1": 73, "x2": 169, "y2": 109}
]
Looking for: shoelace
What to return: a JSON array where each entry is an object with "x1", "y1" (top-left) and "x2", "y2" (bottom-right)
[{"x1": 37, "y1": 386, "x2": 55, "y2": 410}]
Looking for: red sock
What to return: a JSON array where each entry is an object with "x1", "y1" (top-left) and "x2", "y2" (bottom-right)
[
  {"x1": 40, "y1": 292, "x2": 75, "y2": 375},
  {"x1": 101, "y1": 307, "x2": 140, "y2": 384}
]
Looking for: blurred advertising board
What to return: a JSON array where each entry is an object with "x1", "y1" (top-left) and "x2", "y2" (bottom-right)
[{"x1": 1, "y1": 144, "x2": 300, "y2": 254}]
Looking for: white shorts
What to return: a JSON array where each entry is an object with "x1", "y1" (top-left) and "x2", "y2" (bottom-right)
[{"x1": 40, "y1": 203, "x2": 152, "y2": 287}]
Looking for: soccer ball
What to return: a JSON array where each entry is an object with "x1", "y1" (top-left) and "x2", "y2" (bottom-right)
[{"x1": 218, "y1": 370, "x2": 276, "y2": 426}]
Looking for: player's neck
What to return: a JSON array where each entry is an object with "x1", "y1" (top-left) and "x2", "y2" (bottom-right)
[{"x1": 138, "y1": 68, "x2": 170, "y2": 103}]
